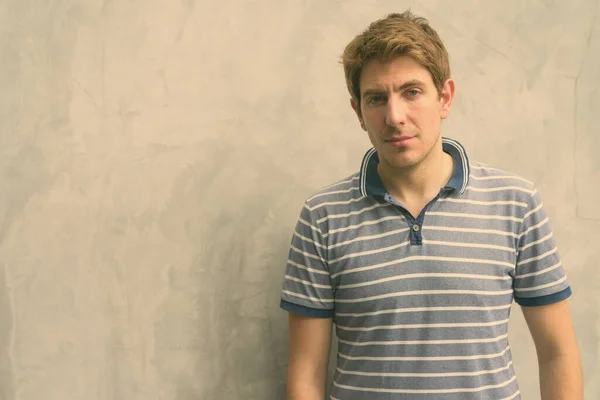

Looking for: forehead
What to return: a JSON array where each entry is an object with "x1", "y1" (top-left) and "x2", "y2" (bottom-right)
[{"x1": 359, "y1": 56, "x2": 434, "y2": 93}]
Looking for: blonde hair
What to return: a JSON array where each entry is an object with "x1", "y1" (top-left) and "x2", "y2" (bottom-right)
[{"x1": 341, "y1": 10, "x2": 451, "y2": 102}]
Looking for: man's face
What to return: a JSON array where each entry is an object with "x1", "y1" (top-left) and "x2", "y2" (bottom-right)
[{"x1": 351, "y1": 56, "x2": 455, "y2": 171}]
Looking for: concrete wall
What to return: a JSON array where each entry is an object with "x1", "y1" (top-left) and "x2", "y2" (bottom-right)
[{"x1": 0, "y1": 0, "x2": 598, "y2": 399}]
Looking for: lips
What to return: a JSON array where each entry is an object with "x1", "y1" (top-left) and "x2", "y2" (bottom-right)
[{"x1": 385, "y1": 136, "x2": 414, "y2": 147}]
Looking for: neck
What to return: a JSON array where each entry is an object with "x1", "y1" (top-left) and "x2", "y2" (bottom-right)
[{"x1": 378, "y1": 139, "x2": 453, "y2": 205}]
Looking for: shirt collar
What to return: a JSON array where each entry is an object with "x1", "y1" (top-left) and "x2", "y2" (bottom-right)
[{"x1": 358, "y1": 137, "x2": 470, "y2": 198}]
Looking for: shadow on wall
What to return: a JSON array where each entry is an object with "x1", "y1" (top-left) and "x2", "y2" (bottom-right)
[{"x1": 149, "y1": 136, "x2": 298, "y2": 398}]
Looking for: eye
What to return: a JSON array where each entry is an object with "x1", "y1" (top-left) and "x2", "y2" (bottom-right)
[
  {"x1": 406, "y1": 89, "x2": 420, "y2": 98},
  {"x1": 367, "y1": 95, "x2": 385, "y2": 105}
]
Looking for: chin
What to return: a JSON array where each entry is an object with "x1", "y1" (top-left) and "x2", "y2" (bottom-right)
[{"x1": 386, "y1": 156, "x2": 421, "y2": 170}]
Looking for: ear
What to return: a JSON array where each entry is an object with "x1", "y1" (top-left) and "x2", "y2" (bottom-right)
[
  {"x1": 439, "y1": 79, "x2": 456, "y2": 120},
  {"x1": 350, "y1": 97, "x2": 367, "y2": 131}
]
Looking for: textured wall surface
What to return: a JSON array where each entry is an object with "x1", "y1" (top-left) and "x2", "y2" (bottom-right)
[{"x1": 0, "y1": 0, "x2": 598, "y2": 399}]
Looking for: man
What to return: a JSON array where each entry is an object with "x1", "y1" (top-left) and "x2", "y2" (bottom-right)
[{"x1": 280, "y1": 10, "x2": 582, "y2": 400}]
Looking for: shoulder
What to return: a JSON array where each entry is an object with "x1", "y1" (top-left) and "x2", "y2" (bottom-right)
[
  {"x1": 301, "y1": 172, "x2": 364, "y2": 214},
  {"x1": 468, "y1": 160, "x2": 537, "y2": 195}
]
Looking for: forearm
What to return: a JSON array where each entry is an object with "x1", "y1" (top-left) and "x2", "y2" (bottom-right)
[
  {"x1": 287, "y1": 380, "x2": 326, "y2": 400},
  {"x1": 521, "y1": 300, "x2": 583, "y2": 399},
  {"x1": 286, "y1": 314, "x2": 332, "y2": 400},
  {"x1": 287, "y1": 365, "x2": 327, "y2": 400},
  {"x1": 539, "y1": 354, "x2": 583, "y2": 400}
]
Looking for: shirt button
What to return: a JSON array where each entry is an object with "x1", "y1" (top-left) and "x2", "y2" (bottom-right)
[{"x1": 412, "y1": 224, "x2": 420, "y2": 232}]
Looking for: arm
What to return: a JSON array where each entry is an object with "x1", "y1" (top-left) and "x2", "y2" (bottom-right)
[
  {"x1": 287, "y1": 312, "x2": 333, "y2": 400},
  {"x1": 522, "y1": 299, "x2": 583, "y2": 400}
]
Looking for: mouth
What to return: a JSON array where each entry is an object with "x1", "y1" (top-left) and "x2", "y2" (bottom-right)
[{"x1": 385, "y1": 136, "x2": 414, "y2": 147}]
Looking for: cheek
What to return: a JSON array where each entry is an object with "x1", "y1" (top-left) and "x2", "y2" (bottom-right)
[
  {"x1": 414, "y1": 105, "x2": 441, "y2": 129},
  {"x1": 363, "y1": 113, "x2": 383, "y2": 130}
]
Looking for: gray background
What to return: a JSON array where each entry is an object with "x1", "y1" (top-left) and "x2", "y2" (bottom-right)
[{"x1": 0, "y1": 0, "x2": 598, "y2": 399}]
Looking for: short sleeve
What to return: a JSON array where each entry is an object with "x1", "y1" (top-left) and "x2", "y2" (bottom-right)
[
  {"x1": 280, "y1": 202, "x2": 334, "y2": 318},
  {"x1": 513, "y1": 188, "x2": 572, "y2": 306}
]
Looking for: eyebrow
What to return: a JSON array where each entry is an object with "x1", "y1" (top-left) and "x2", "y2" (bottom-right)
[{"x1": 362, "y1": 79, "x2": 425, "y2": 97}]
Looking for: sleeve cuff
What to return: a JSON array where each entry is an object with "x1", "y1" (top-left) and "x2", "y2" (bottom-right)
[
  {"x1": 515, "y1": 286, "x2": 572, "y2": 307},
  {"x1": 280, "y1": 299, "x2": 334, "y2": 318}
]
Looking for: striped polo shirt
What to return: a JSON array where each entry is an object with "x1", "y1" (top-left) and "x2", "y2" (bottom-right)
[{"x1": 280, "y1": 137, "x2": 571, "y2": 399}]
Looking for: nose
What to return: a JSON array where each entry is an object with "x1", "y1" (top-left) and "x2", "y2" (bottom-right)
[{"x1": 385, "y1": 95, "x2": 407, "y2": 127}]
